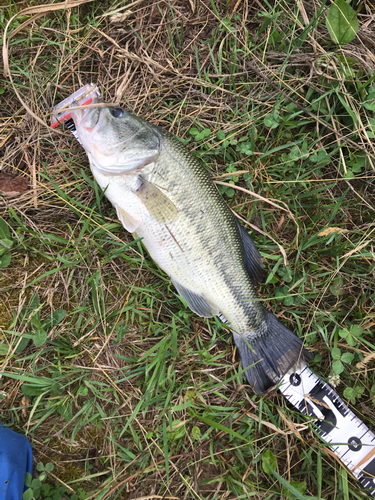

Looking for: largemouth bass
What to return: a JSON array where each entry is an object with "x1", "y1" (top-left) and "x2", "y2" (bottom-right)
[{"x1": 71, "y1": 103, "x2": 311, "y2": 394}]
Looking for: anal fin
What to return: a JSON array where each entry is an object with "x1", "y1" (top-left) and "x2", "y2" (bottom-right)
[{"x1": 172, "y1": 278, "x2": 219, "y2": 318}]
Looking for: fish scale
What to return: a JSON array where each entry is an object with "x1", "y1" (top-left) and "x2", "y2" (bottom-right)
[{"x1": 141, "y1": 131, "x2": 257, "y2": 329}]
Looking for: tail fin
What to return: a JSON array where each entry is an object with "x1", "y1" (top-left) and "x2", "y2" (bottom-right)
[{"x1": 233, "y1": 311, "x2": 312, "y2": 394}]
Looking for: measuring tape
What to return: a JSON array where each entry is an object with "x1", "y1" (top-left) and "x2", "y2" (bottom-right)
[
  {"x1": 280, "y1": 365, "x2": 375, "y2": 496},
  {"x1": 52, "y1": 87, "x2": 375, "y2": 498}
]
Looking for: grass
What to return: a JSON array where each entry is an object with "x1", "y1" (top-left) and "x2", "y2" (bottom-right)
[{"x1": 0, "y1": 0, "x2": 375, "y2": 498}]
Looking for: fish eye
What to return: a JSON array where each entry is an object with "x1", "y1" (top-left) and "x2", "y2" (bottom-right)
[{"x1": 111, "y1": 107, "x2": 126, "y2": 118}]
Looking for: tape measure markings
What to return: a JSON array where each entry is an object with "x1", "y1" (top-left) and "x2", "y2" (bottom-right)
[{"x1": 280, "y1": 365, "x2": 375, "y2": 496}]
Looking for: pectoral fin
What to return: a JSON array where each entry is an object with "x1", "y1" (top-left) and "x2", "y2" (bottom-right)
[
  {"x1": 134, "y1": 177, "x2": 177, "y2": 223},
  {"x1": 115, "y1": 205, "x2": 140, "y2": 233},
  {"x1": 172, "y1": 278, "x2": 219, "y2": 318}
]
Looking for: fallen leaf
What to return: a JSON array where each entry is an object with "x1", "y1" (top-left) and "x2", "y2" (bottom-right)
[
  {"x1": 247, "y1": 411, "x2": 287, "y2": 435},
  {"x1": 342, "y1": 240, "x2": 370, "y2": 259},
  {"x1": 318, "y1": 227, "x2": 349, "y2": 236},
  {"x1": 277, "y1": 408, "x2": 304, "y2": 441},
  {"x1": 356, "y1": 352, "x2": 375, "y2": 369},
  {"x1": 227, "y1": 0, "x2": 242, "y2": 14},
  {"x1": 188, "y1": 0, "x2": 196, "y2": 13},
  {"x1": 0, "y1": 171, "x2": 28, "y2": 197},
  {"x1": 20, "y1": 396, "x2": 29, "y2": 418},
  {"x1": 110, "y1": 10, "x2": 133, "y2": 23},
  {"x1": 305, "y1": 394, "x2": 330, "y2": 410},
  {"x1": 168, "y1": 420, "x2": 187, "y2": 432},
  {"x1": 275, "y1": 214, "x2": 285, "y2": 235}
]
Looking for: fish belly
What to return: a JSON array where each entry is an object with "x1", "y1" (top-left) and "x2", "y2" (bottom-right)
[{"x1": 136, "y1": 213, "x2": 251, "y2": 327}]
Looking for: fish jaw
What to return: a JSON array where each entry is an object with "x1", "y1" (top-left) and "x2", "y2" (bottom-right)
[
  {"x1": 71, "y1": 101, "x2": 101, "y2": 130},
  {"x1": 72, "y1": 104, "x2": 161, "y2": 176},
  {"x1": 87, "y1": 150, "x2": 159, "y2": 177},
  {"x1": 71, "y1": 104, "x2": 111, "y2": 160}
]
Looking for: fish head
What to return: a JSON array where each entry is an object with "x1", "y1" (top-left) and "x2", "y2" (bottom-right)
[{"x1": 71, "y1": 101, "x2": 160, "y2": 176}]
